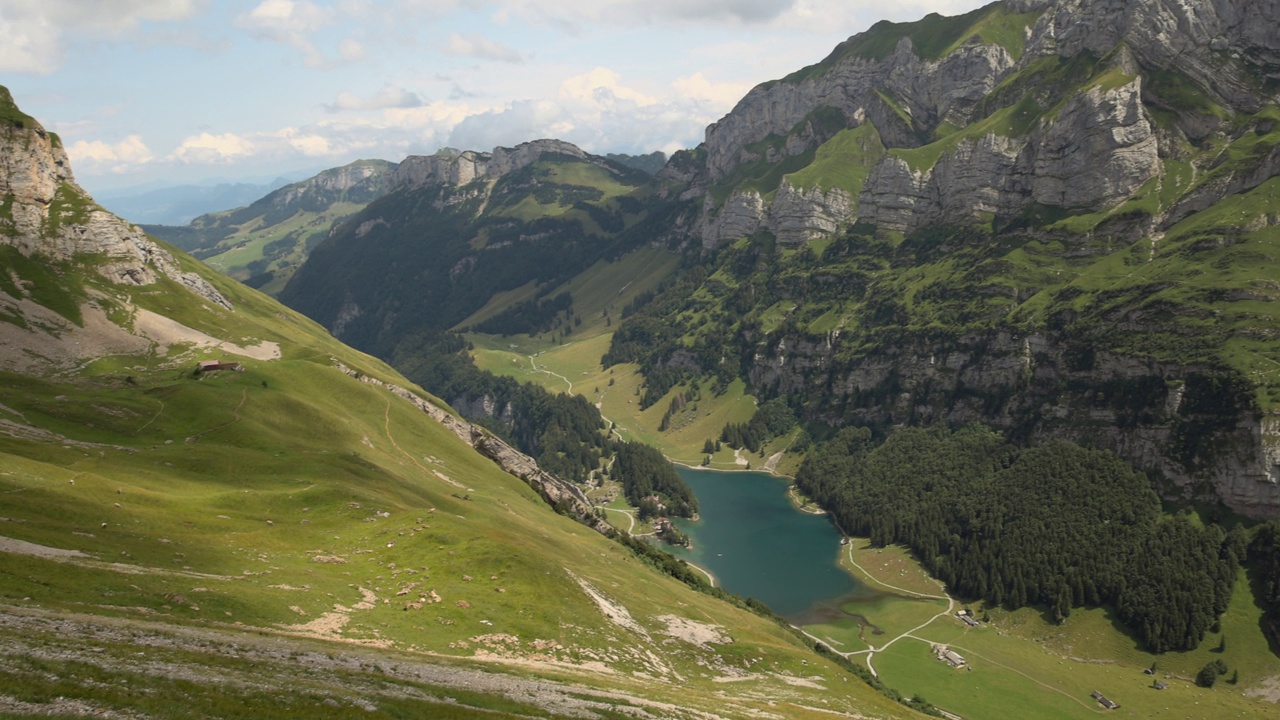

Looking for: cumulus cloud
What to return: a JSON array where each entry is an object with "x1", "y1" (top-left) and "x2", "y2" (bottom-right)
[
  {"x1": 559, "y1": 67, "x2": 655, "y2": 108},
  {"x1": 670, "y1": 72, "x2": 752, "y2": 108},
  {"x1": 167, "y1": 131, "x2": 257, "y2": 164},
  {"x1": 444, "y1": 33, "x2": 525, "y2": 63},
  {"x1": 65, "y1": 134, "x2": 154, "y2": 174},
  {"x1": 165, "y1": 125, "x2": 363, "y2": 167},
  {"x1": 324, "y1": 84, "x2": 424, "y2": 113},
  {"x1": 0, "y1": 0, "x2": 200, "y2": 72},
  {"x1": 236, "y1": 0, "x2": 334, "y2": 66},
  {"x1": 445, "y1": 66, "x2": 723, "y2": 155}
]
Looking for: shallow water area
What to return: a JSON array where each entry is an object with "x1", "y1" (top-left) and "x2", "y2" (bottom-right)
[{"x1": 668, "y1": 466, "x2": 885, "y2": 620}]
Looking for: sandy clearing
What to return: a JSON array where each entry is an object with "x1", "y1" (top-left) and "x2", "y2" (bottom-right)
[
  {"x1": 134, "y1": 309, "x2": 280, "y2": 360},
  {"x1": 656, "y1": 614, "x2": 731, "y2": 648},
  {"x1": 0, "y1": 535, "x2": 91, "y2": 560},
  {"x1": 565, "y1": 569, "x2": 649, "y2": 639}
]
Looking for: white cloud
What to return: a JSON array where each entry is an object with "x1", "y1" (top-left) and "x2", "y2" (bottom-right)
[
  {"x1": 325, "y1": 84, "x2": 425, "y2": 113},
  {"x1": 559, "y1": 67, "x2": 656, "y2": 108},
  {"x1": 445, "y1": 66, "x2": 730, "y2": 155},
  {"x1": 671, "y1": 72, "x2": 752, "y2": 108},
  {"x1": 338, "y1": 37, "x2": 364, "y2": 60},
  {"x1": 276, "y1": 127, "x2": 333, "y2": 156},
  {"x1": 168, "y1": 131, "x2": 256, "y2": 164},
  {"x1": 444, "y1": 33, "x2": 524, "y2": 63},
  {"x1": 65, "y1": 134, "x2": 154, "y2": 174},
  {"x1": 236, "y1": 0, "x2": 334, "y2": 66},
  {"x1": 0, "y1": 0, "x2": 200, "y2": 72}
]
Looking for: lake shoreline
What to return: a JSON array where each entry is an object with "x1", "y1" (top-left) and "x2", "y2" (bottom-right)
[
  {"x1": 671, "y1": 459, "x2": 794, "y2": 481},
  {"x1": 669, "y1": 466, "x2": 865, "y2": 617}
]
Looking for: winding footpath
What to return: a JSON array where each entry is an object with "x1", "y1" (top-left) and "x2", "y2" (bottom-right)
[
  {"x1": 796, "y1": 542, "x2": 954, "y2": 679},
  {"x1": 527, "y1": 353, "x2": 574, "y2": 394}
]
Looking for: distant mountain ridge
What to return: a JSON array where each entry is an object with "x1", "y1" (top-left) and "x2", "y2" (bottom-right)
[
  {"x1": 279, "y1": 138, "x2": 666, "y2": 354},
  {"x1": 144, "y1": 158, "x2": 398, "y2": 294}
]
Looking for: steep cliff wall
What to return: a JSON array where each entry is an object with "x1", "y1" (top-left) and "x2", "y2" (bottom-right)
[
  {"x1": 746, "y1": 328, "x2": 1280, "y2": 518},
  {"x1": 0, "y1": 87, "x2": 229, "y2": 309},
  {"x1": 683, "y1": 0, "x2": 1280, "y2": 248}
]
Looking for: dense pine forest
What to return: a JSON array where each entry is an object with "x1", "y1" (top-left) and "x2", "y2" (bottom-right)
[{"x1": 796, "y1": 425, "x2": 1243, "y2": 652}]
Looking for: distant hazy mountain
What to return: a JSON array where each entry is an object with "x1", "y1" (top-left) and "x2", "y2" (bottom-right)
[
  {"x1": 606, "y1": 151, "x2": 668, "y2": 175},
  {"x1": 96, "y1": 179, "x2": 294, "y2": 225}
]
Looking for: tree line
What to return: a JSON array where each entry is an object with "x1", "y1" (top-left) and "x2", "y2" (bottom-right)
[{"x1": 795, "y1": 424, "x2": 1241, "y2": 652}]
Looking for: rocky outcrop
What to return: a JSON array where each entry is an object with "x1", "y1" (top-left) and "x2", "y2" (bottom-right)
[
  {"x1": 1029, "y1": 78, "x2": 1161, "y2": 209},
  {"x1": 747, "y1": 328, "x2": 1280, "y2": 518},
  {"x1": 679, "y1": 0, "x2": 1280, "y2": 248},
  {"x1": 272, "y1": 159, "x2": 395, "y2": 207},
  {"x1": 699, "y1": 191, "x2": 764, "y2": 248},
  {"x1": 0, "y1": 87, "x2": 231, "y2": 310},
  {"x1": 1024, "y1": 0, "x2": 1280, "y2": 112},
  {"x1": 859, "y1": 77, "x2": 1160, "y2": 232},
  {"x1": 768, "y1": 182, "x2": 856, "y2": 244},
  {"x1": 392, "y1": 139, "x2": 592, "y2": 191},
  {"x1": 335, "y1": 362, "x2": 612, "y2": 535}
]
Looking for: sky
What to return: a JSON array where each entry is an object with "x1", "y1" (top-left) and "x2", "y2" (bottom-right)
[{"x1": 1, "y1": 0, "x2": 989, "y2": 197}]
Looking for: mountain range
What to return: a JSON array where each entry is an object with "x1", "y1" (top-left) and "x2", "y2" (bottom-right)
[
  {"x1": 0, "y1": 84, "x2": 920, "y2": 718},
  {"x1": 7, "y1": 0, "x2": 1280, "y2": 717},
  {"x1": 278, "y1": 0, "x2": 1280, "y2": 521}
]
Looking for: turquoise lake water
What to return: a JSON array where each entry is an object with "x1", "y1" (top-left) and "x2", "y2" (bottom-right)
[{"x1": 668, "y1": 466, "x2": 880, "y2": 620}]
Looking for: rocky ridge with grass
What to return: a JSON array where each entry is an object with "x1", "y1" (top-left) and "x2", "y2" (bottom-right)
[
  {"x1": 685, "y1": 0, "x2": 1280, "y2": 247},
  {"x1": 1, "y1": 88, "x2": 229, "y2": 309}
]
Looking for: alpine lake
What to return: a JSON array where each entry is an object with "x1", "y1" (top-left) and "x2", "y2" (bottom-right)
[{"x1": 667, "y1": 466, "x2": 889, "y2": 624}]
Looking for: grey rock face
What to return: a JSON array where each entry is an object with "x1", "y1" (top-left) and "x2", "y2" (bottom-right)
[
  {"x1": 768, "y1": 182, "x2": 855, "y2": 245},
  {"x1": 274, "y1": 160, "x2": 395, "y2": 206},
  {"x1": 1029, "y1": 79, "x2": 1161, "y2": 209},
  {"x1": 747, "y1": 328, "x2": 1280, "y2": 518},
  {"x1": 699, "y1": 191, "x2": 765, "y2": 248},
  {"x1": 0, "y1": 119, "x2": 231, "y2": 310},
  {"x1": 683, "y1": 0, "x2": 1280, "y2": 248},
  {"x1": 392, "y1": 139, "x2": 592, "y2": 190}
]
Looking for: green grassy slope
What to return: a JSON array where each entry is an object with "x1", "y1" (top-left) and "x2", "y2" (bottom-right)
[
  {"x1": 144, "y1": 159, "x2": 395, "y2": 296},
  {"x1": 0, "y1": 232, "x2": 922, "y2": 719}
]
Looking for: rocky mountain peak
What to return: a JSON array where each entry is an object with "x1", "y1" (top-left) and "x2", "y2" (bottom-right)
[
  {"x1": 391, "y1": 139, "x2": 592, "y2": 190},
  {"x1": 0, "y1": 86, "x2": 230, "y2": 307},
  {"x1": 680, "y1": 0, "x2": 1280, "y2": 249}
]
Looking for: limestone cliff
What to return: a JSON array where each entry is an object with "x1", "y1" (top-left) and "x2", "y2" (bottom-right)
[
  {"x1": 392, "y1": 139, "x2": 593, "y2": 191},
  {"x1": 680, "y1": 0, "x2": 1280, "y2": 247},
  {"x1": 0, "y1": 87, "x2": 229, "y2": 309},
  {"x1": 746, "y1": 329, "x2": 1280, "y2": 518}
]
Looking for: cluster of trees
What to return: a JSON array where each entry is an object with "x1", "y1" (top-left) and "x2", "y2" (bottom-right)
[
  {"x1": 1250, "y1": 520, "x2": 1280, "y2": 646},
  {"x1": 658, "y1": 386, "x2": 700, "y2": 432},
  {"x1": 1196, "y1": 659, "x2": 1232, "y2": 688},
  {"x1": 468, "y1": 293, "x2": 574, "y2": 336},
  {"x1": 395, "y1": 332, "x2": 606, "y2": 484},
  {"x1": 718, "y1": 398, "x2": 797, "y2": 453},
  {"x1": 795, "y1": 424, "x2": 1241, "y2": 652},
  {"x1": 614, "y1": 441, "x2": 698, "y2": 518}
]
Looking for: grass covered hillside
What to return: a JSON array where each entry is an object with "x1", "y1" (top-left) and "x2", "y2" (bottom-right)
[
  {"x1": 0, "y1": 90, "x2": 927, "y2": 719},
  {"x1": 279, "y1": 146, "x2": 683, "y2": 358},
  {"x1": 145, "y1": 159, "x2": 397, "y2": 296}
]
